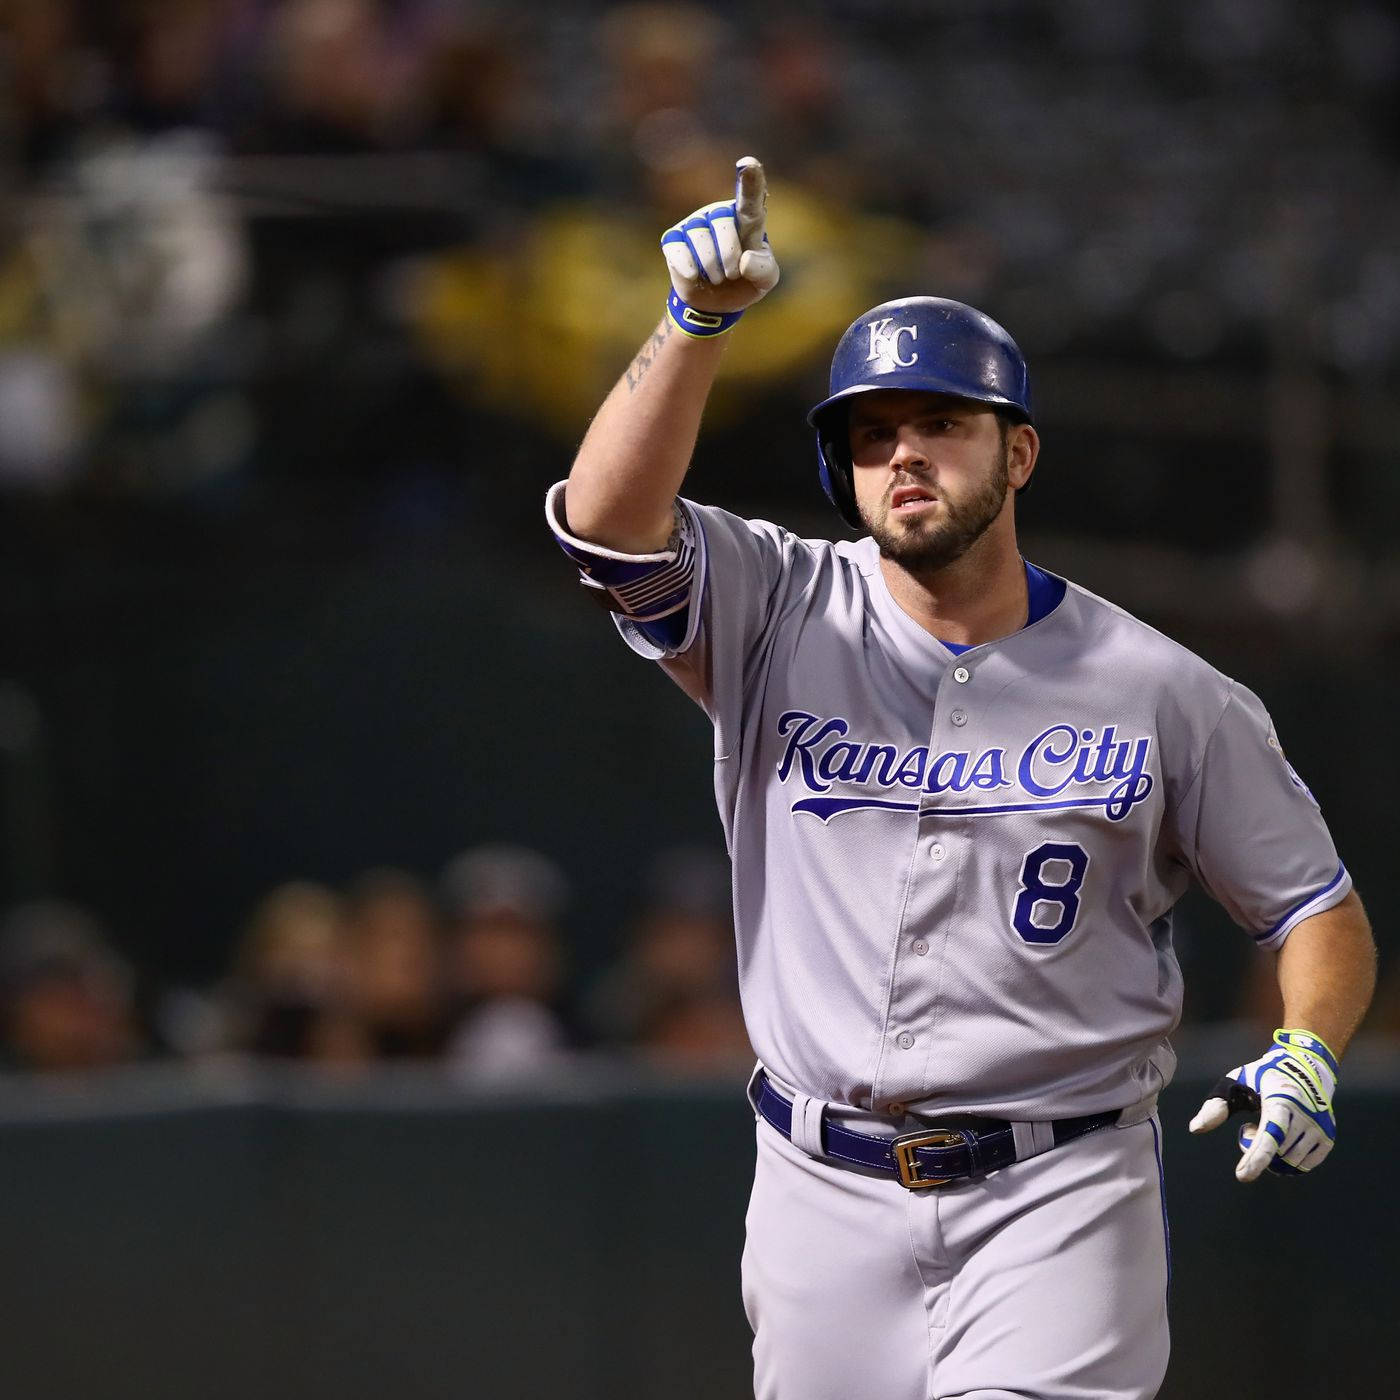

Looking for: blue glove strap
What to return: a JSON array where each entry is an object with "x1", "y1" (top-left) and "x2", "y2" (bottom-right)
[{"x1": 666, "y1": 289, "x2": 743, "y2": 339}]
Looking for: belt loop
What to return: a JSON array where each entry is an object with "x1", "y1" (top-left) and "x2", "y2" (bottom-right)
[
  {"x1": 1011, "y1": 1121, "x2": 1055, "y2": 1162},
  {"x1": 788, "y1": 1091, "x2": 828, "y2": 1160},
  {"x1": 1115, "y1": 1092, "x2": 1156, "y2": 1128},
  {"x1": 745, "y1": 1063, "x2": 766, "y2": 1114}
]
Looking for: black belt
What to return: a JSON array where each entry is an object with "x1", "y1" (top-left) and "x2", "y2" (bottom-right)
[{"x1": 755, "y1": 1072, "x2": 1121, "y2": 1190}]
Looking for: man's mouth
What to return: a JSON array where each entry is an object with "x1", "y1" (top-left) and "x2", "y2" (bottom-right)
[{"x1": 890, "y1": 484, "x2": 937, "y2": 515}]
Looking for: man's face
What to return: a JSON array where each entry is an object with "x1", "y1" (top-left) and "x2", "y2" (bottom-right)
[{"x1": 847, "y1": 391, "x2": 1016, "y2": 572}]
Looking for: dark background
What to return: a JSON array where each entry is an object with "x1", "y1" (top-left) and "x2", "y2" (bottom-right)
[
  {"x1": 3, "y1": 0, "x2": 1399, "y2": 999},
  {"x1": 1, "y1": 0, "x2": 1399, "y2": 1394}
]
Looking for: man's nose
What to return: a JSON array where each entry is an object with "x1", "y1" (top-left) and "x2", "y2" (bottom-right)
[{"x1": 889, "y1": 429, "x2": 928, "y2": 471}]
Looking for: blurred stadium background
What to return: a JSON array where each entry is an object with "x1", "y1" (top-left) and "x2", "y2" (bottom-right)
[{"x1": 0, "y1": 0, "x2": 1397, "y2": 1396}]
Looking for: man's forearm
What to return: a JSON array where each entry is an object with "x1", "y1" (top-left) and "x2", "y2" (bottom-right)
[
  {"x1": 1276, "y1": 889, "x2": 1377, "y2": 1054},
  {"x1": 564, "y1": 318, "x2": 730, "y2": 554}
]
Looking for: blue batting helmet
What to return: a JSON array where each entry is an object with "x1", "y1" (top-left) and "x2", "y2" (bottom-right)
[{"x1": 806, "y1": 297, "x2": 1033, "y2": 529}]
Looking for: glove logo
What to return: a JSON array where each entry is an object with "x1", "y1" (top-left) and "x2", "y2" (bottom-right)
[
  {"x1": 866, "y1": 318, "x2": 919, "y2": 368},
  {"x1": 1277, "y1": 1059, "x2": 1314, "y2": 1092}
]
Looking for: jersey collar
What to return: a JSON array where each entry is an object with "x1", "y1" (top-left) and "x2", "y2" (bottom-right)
[{"x1": 856, "y1": 539, "x2": 1068, "y2": 664}]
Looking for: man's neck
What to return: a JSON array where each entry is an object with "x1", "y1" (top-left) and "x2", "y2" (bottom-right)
[{"x1": 878, "y1": 527, "x2": 1029, "y2": 648}]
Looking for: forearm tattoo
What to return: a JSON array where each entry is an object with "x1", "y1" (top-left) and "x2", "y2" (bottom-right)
[{"x1": 624, "y1": 318, "x2": 674, "y2": 394}]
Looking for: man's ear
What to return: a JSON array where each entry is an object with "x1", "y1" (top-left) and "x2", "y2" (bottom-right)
[{"x1": 1008, "y1": 424, "x2": 1039, "y2": 491}]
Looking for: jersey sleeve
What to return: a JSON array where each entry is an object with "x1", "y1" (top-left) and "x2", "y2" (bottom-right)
[
  {"x1": 544, "y1": 482, "x2": 818, "y2": 760},
  {"x1": 544, "y1": 482, "x2": 831, "y2": 759},
  {"x1": 1166, "y1": 680, "x2": 1350, "y2": 949},
  {"x1": 615, "y1": 498, "x2": 818, "y2": 759}
]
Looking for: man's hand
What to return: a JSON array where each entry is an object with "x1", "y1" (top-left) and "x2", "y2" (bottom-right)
[
  {"x1": 661, "y1": 157, "x2": 780, "y2": 318},
  {"x1": 1189, "y1": 1028, "x2": 1339, "y2": 1182}
]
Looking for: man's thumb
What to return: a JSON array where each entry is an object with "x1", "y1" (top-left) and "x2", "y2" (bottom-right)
[
  {"x1": 1189, "y1": 1097, "x2": 1228, "y2": 1134},
  {"x1": 739, "y1": 246, "x2": 779, "y2": 292}
]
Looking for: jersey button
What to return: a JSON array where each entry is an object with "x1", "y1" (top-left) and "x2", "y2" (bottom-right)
[
  {"x1": 950, "y1": 710, "x2": 967, "y2": 726},
  {"x1": 930, "y1": 843, "x2": 945, "y2": 861},
  {"x1": 896, "y1": 1031, "x2": 915, "y2": 1050},
  {"x1": 912, "y1": 939, "x2": 929, "y2": 956},
  {"x1": 952, "y1": 666, "x2": 971, "y2": 683}
]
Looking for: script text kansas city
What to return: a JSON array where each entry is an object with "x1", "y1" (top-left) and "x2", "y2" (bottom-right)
[{"x1": 775, "y1": 711, "x2": 1155, "y2": 822}]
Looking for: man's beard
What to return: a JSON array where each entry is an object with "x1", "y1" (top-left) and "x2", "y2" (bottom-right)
[{"x1": 859, "y1": 448, "x2": 1010, "y2": 574}]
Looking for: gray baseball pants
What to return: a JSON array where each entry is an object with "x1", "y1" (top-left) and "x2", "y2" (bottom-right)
[{"x1": 742, "y1": 1113, "x2": 1171, "y2": 1399}]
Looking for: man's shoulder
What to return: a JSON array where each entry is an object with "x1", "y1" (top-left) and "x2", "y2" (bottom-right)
[
  {"x1": 1054, "y1": 575, "x2": 1234, "y2": 696},
  {"x1": 683, "y1": 499, "x2": 875, "y2": 575}
]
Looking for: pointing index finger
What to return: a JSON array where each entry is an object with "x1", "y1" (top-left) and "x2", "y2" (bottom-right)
[{"x1": 735, "y1": 156, "x2": 768, "y2": 244}]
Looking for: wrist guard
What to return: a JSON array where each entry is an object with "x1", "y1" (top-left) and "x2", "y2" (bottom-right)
[{"x1": 665, "y1": 289, "x2": 744, "y2": 339}]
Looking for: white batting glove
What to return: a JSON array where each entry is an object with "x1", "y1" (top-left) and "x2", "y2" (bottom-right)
[
  {"x1": 660, "y1": 157, "x2": 779, "y2": 337},
  {"x1": 1189, "y1": 1027, "x2": 1339, "y2": 1182}
]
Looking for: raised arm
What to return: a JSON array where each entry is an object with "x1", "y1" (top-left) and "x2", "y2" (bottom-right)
[{"x1": 563, "y1": 158, "x2": 779, "y2": 554}]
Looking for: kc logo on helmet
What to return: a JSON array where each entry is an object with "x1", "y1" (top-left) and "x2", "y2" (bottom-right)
[{"x1": 866, "y1": 318, "x2": 919, "y2": 367}]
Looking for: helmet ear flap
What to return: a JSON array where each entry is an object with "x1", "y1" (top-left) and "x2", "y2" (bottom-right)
[{"x1": 814, "y1": 410, "x2": 863, "y2": 532}]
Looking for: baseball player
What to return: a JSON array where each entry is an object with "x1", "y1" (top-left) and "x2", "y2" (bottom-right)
[{"x1": 545, "y1": 158, "x2": 1377, "y2": 1400}]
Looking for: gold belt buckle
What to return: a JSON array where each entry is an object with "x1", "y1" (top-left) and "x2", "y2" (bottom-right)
[{"x1": 893, "y1": 1128, "x2": 967, "y2": 1190}]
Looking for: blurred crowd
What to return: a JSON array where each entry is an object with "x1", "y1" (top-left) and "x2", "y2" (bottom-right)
[
  {"x1": 0, "y1": 843, "x2": 755, "y2": 1076},
  {"x1": 3, "y1": 0, "x2": 1400, "y2": 493},
  {"x1": 4, "y1": 844, "x2": 1400, "y2": 1077}
]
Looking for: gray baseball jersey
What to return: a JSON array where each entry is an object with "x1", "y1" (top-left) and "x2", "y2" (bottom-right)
[{"x1": 579, "y1": 491, "x2": 1349, "y2": 1123}]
